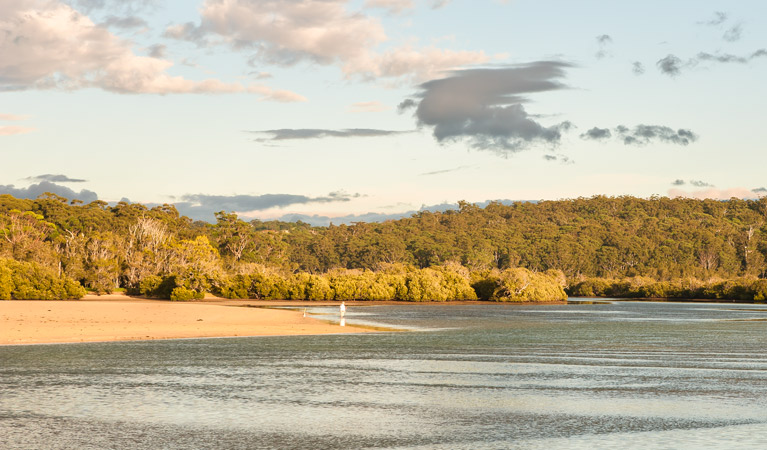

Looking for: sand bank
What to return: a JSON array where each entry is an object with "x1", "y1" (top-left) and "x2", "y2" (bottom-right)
[{"x1": 0, "y1": 297, "x2": 370, "y2": 345}]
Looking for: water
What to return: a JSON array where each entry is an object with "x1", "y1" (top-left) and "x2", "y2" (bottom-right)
[{"x1": 2, "y1": 300, "x2": 767, "y2": 449}]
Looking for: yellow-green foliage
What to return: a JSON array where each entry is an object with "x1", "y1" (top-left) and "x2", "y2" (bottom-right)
[
  {"x1": 0, "y1": 258, "x2": 86, "y2": 300},
  {"x1": 492, "y1": 268, "x2": 567, "y2": 302}
]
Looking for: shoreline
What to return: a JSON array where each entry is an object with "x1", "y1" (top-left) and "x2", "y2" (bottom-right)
[{"x1": 0, "y1": 296, "x2": 374, "y2": 346}]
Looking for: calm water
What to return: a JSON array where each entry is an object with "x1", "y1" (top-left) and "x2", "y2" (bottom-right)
[{"x1": 2, "y1": 301, "x2": 767, "y2": 449}]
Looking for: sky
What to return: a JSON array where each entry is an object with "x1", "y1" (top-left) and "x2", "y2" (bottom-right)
[{"x1": 1, "y1": 0, "x2": 766, "y2": 224}]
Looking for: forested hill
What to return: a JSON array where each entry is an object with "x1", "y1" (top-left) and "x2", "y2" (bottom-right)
[{"x1": 2, "y1": 193, "x2": 767, "y2": 300}]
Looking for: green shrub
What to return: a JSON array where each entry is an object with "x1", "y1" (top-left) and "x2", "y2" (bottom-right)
[
  {"x1": 170, "y1": 286, "x2": 204, "y2": 301},
  {"x1": 0, "y1": 258, "x2": 86, "y2": 300}
]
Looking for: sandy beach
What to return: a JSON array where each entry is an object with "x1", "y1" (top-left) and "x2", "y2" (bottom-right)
[{"x1": 0, "y1": 295, "x2": 371, "y2": 345}]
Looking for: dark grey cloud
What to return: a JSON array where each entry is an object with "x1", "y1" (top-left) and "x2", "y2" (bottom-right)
[
  {"x1": 406, "y1": 62, "x2": 573, "y2": 154},
  {"x1": 252, "y1": 128, "x2": 410, "y2": 142},
  {"x1": 657, "y1": 55, "x2": 684, "y2": 76},
  {"x1": 0, "y1": 181, "x2": 98, "y2": 203},
  {"x1": 699, "y1": 11, "x2": 728, "y2": 26},
  {"x1": 542, "y1": 154, "x2": 573, "y2": 164},
  {"x1": 171, "y1": 192, "x2": 360, "y2": 222},
  {"x1": 658, "y1": 49, "x2": 765, "y2": 76},
  {"x1": 616, "y1": 125, "x2": 697, "y2": 146},
  {"x1": 25, "y1": 174, "x2": 87, "y2": 183},
  {"x1": 101, "y1": 15, "x2": 148, "y2": 29},
  {"x1": 696, "y1": 49, "x2": 767, "y2": 64},
  {"x1": 147, "y1": 44, "x2": 166, "y2": 59},
  {"x1": 632, "y1": 61, "x2": 645, "y2": 75},
  {"x1": 672, "y1": 179, "x2": 686, "y2": 186},
  {"x1": 753, "y1": 187, "x2": 767, "y2": 193},
  {"x1": 397, "y1": 99, "x2": 417, "y2": 113},
  {"x1": 690, "y1": 180, "x2": 714, "y2": 187},
  {"x1": 723, "y1": 24, "x2": 743, "y2": 42},
  {"x1": 580, "y1": 127, "x2": 612, "y2": 141}
]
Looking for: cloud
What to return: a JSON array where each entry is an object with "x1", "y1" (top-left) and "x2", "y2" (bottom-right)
[
  {"x1": 348, "y1": 101, "x2": 388, "y2": 113},
  {"x1": 669, "y1": 187, "x2": 757, "y2": 200},
  {"x1": 672, "y1": 179, "x2": 685, "y2": 186},
  {"x1": 699, "y1": 11, "x2": 728, "y2": 27},
  {"x1": 542, "y1": 154, "x2": 573, "y2": 164},
  {"x1": 0, "y1": 181, "x2": 98, "y2": 203},
  {"x1": 397, "y1": 99, "x2": 417, "y2": 113},
  {"x1": 404, "y1": 62, "x2": 573, "y2": 153},
  {"x1": 696, "y1": 50, "x2": 767, "y2": 64},
  {"x1": 0, "y1": 126, "x2": 35, "y2": 136},
  {"x1": 632, "y1": 61, "x2": 645, "y2": 75},
  {"x1": 616, "y1": 125, "x2": 697, "y2": 146},
  {"x1": 67, "y1": 0, "x2": 157, "y2": 14},
  {"x1": 364, "y1": 0, "x2": 414, "y2": 14},
  {"x1": 657, "y1": 50, "x2": 766, "y2": 77},
  {"x1": 595, "y1": 34, "x2": 612, "y2": 59},
  {"x1": 656, "y1": 55, "x2": 684, "y2": 76},
  {"x1": 0, "y1": 113, "x2": 30, "y2": 121},
  {"x1": 753, "y1": 187, "x2": 767, "y2": 194},
  {"x1": 581, "y1": 125, "x2": 697, "y2": 146},
  {"x1": 164, "y1": 0, "x2": 486, "y2": 83},
  {"x1": 25, "y1": 174, "x2": 87, "y2": 183},
  {"x1": 172, "y1": 191, "x2": 360, "y2": 221},
  {"x1": 723, "y1": 23, "x2": 743, "y2": 42},
  {"x1": 100, "y1": 15, "x2": 148, "y2": 29},
  {"x1": 147, "y1": 44, "x2": 167, "y2": 59},
  {"x1": 420, "y1": 165, "x2": 472, "y2": 176},
  {"x1": 596, "y1": 34, "x2": 612, "y2": 45},
  {"x1": 580, "y1": 127, "x2": 611, "y2": 141},
  {"x1": 690, "y1": 180, "x2": 714, "y2": 188},
  {"x1": 0, "y1": 0, "x2": 302, "y2": 98},
  {"x1": 252, "y1": 128, "x2": 410, "y2": 141}
]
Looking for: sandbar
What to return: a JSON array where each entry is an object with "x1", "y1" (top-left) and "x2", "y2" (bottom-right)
[{"x1": 0, "y1": 296, "x2": 371, "y2": 345}]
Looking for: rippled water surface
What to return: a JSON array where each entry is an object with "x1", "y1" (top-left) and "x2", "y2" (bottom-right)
[{"x1": 2, "y1": 301, "x2": 767, "y2": 449}]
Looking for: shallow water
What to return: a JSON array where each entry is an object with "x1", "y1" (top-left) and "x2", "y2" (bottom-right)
[{"x1": 2, "y1": 301, "x2": 767, "y2": 449}]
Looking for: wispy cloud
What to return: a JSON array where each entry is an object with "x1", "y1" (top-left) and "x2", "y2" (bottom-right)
[
  {"x1": 401, "y1": 62, "x2": 574, "y2": 154},
  {"x1": 698, "y1": 11, "x2": 728, "y2": 27},
  {"x1": 348, "y1": 101, "x2": 388, "y2": 113},
  {"x1": 657, "y1": 50, "x2": 766, "y2": 77},
  {"x1": 632, "y1": 61, "x2": 645, "y2": 75},
  {"x1": 420, "y1": 165, "x2": 473, "y2": 176},
  {"x1": 595, "y1": 34, "x2": 612, "y2": 59},
  {"x1": 251, "y1": 128, "x2": 410, "y2": 141},
  {"x1": 25, "y1": 174, "x2": 87, "y2": 183},
  {"x1": 616, "y1": 125, "x2": 697, "y2": 146},
  {"x1": 0, "y1": 113, "x2": 31, "y2": 121},
  {"x1": 581, "y1": 125, "x2": 697, "y2": 146},
  {"x1": 0, "y1": 126, "x2": 35, "y2": 136}
]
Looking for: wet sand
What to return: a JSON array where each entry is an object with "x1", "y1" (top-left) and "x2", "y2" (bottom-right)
[{"x1": 0, "y1": 295, "x2": 370, "y2": 345}]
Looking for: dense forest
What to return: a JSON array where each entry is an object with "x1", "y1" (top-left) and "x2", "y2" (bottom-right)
[{"x1": 3, "y1": 193, "x2": 767, "y2": 301}]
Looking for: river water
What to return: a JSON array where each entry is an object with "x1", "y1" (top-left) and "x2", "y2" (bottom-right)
[{"x1": 2, "y1": 301, "x2": 767, "y2": 449}]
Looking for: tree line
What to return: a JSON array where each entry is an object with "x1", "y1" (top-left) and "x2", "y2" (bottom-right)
[{"x1": 3, "y1": 192, "x2": 767, "y2": 301}]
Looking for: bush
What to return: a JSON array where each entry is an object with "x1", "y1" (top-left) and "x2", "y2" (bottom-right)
[
  {"x1": 170, "y1": 286, "x2": 204, "y2": 301},
  {"x1": 0, "y1": 258, "x2": 86, "y2": 300}
]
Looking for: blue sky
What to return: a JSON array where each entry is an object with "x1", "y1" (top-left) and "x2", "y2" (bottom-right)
[{"x1": 1, "y1": 0, "x2": 766, "y2": 223}]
